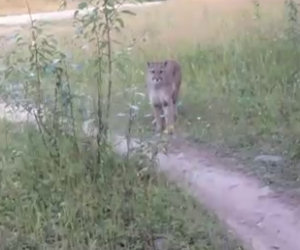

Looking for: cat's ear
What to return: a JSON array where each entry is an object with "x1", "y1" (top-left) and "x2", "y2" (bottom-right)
[
  {"x1": 147, "y1": 62, "x2": 151, "y2": 67},
  {"x1": 164, "y1": 61, "x2": 168, "y2": 67}
]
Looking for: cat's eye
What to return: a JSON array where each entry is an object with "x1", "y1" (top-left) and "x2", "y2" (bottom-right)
[
  {"x1": 151, "y1": 70, "x2": 155, "y2": 74},
  {"x1": 159, "y1": 70, "x2": 163, "y2": 74}
]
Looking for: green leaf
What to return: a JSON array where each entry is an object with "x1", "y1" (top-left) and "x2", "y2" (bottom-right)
[
  {"x1": 78, "y1": 2, "x2": 88, "y2": 9},
  {"x1": 121, "y1": 9, "x2": 136, "y2": 16},
  {"x1": 116, "y1": 18, "x2": 124, "y2": 28}
]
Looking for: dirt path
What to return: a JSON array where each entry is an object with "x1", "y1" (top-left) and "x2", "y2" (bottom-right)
[
  {"x1": 114, "y1": 136, "x2": 300, "y2": 250},
  {"x1": 0, "y1": 1, "x2": 162, "y2": 26},
  {"x1": 162, "y1": 142, "x2": 300, "y2": 250}
]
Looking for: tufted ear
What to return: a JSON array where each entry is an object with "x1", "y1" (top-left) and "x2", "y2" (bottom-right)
[
  {"x1": 147, "y1": 62, "x2": 151, "y2": 67},
  {"x1": 164, "y1": 60, "x2": 168, "y2": 67}
]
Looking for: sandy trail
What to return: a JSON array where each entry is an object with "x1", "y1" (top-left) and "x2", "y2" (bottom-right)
[{"x1": 0, "y1": 1, "x2": 162, "y2": 26}]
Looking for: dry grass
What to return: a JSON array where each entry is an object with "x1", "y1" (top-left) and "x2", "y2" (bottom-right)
[
  {"x1": 0, "y1": 0, "x2": 285, "y2": 50},
  {"x1": 117, "y1": 0, "x2": 285, "y2": 54},
  {"x1": 3, "y1": 0, "x2": 283, "y2": 58}
]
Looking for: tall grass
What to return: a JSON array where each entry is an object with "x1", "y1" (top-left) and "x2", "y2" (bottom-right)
[{"x1": 0, "y1": 120, "x2": 242, "y2": 249}]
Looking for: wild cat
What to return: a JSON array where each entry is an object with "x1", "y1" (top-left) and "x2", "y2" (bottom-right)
[{"x1": 146, "y1": 60, "x2": 182, "y2": 134}]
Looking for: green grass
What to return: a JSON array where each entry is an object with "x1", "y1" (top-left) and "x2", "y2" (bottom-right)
[
  {"x1": 0, "y1": 120, "x2": 242, "y2": 249},
  {"x1": 176, "y1": 37, "x2": 300, "y2": 187}
]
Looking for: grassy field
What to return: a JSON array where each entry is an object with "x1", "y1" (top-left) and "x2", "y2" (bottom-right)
[
  {"x1": 1, "y1": 0, "x2": 300, "y2": 186},
  {"x1": 0, "y1": 0, "x2": 300, "y2": 248}
]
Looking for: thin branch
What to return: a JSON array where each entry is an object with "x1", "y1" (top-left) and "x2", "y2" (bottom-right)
[
  {"x1": 104, "y1": 0, "x2": 113, "y2": 134},
  {"x1": 25, "y1": 0, "x2": 44, "y2": 124}
]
